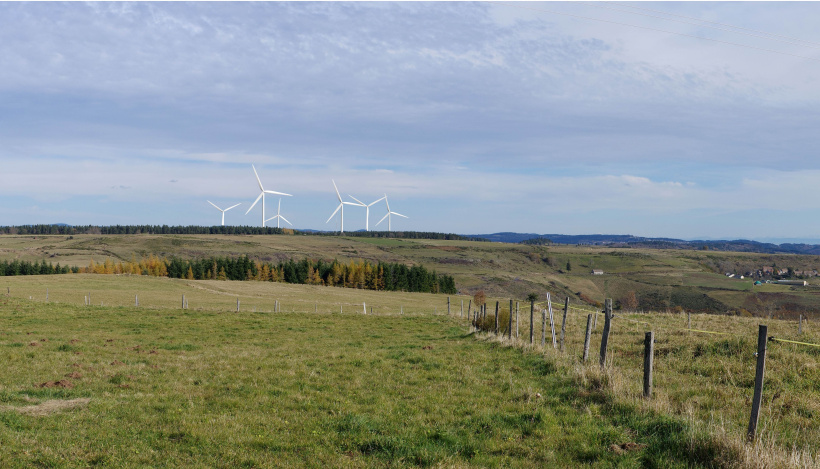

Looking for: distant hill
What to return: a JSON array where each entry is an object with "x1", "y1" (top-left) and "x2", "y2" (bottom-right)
[{"x1": 468, "y1": 232, "x2": 820, "y2": 255}]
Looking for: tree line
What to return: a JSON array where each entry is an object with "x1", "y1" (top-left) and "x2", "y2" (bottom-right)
[
  {"x1": 0, "y1": 259, "x2": 73, "y2": 276},
  {"x1": 0, "y1": 224, "x2": 481, "y2": 241},
  {"x1": 2, "y1": 254, "x2": 456, "y2": 294}
]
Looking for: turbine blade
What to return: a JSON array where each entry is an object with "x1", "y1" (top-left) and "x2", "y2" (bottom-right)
[
  {"x1": 280, "y1": 215, "x2": 292, "y2": 226},
  {"x1": 332, "y1": 180, "x2": 342, "y2": 202},
  {"x1": 246, "y1": 193, "x2": 263, "y2": 214},
  {"x1": 265, "y1": 190, "x2": 293, "y2": 197},
  {"x1": 252, "y1": 164, "x2": 264, "y2": 191},
  {"x1": 368, "y1": 196, "x2": 386, "y2": 206},
  {"x1": 384, "y1": 194, "x2": 390, "y2": 211},
  {"x1": 393, "y1": 212, "x2": 408, "y2": 219},
  {"x1": 326, "y1": 204, "x2": 342, "y2": 223},
  {"x1": 342, "y1": 202, "x2": 360, "y2": 206},
  {"x1": 225, "y1": 203, "x2": 241, "y2": 211},
  {"x1": 348, "y1": 195, "x2": 365, "y2": 206},
  {"x1": 207, "y1": 200, "x2": 221, "y2": 210},
  {"x1": 376, "y1": 213, "x2": 389, "y2": 226}
]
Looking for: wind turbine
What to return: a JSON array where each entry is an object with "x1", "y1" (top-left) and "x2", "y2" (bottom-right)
[
  {"x1": 264, "y1": 199, "x2": 292, "y2": 229},
  {"x1": 375, "y1": 194, "x2": 408, "y2": 232},
  {"x1": 326, "y1": 180, "x2": 359, "y2": 233},
  {"x1": 207, "y1": 201, "x2": 241, "y2": 226},
  {"x1": 245, "y1": 164, "x2": 292, "y2": 227},
  {"x1": 348, "y1": 195, "x2": 386, "y2": 232}
]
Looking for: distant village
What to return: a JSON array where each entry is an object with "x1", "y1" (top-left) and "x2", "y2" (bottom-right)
[{"x1": 724, "y1": 266, "x2": 818, "y2": 286}]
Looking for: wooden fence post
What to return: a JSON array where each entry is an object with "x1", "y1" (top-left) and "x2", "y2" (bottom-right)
[
  {"x1": 508, "y1": 299, "x2": 513, "y2": 339},
  {"x1": 447, "y1": 297, "x2": 450, "y2": 315},
  {"x1": 547, "y1": 293, "x2": 556, "y2": 348},
  {"x1": 135, "y1": 295, "x2": 138, "y2": 307},
  {"x1": 363, "y1": 302, "x2": 367, "y2": 315},
  {"x1": 747, "y1": 325, "x2": 768, "y2": 442},
  {"x1": 529, "y1": 300, "x2": 535, "y2": 345},
  {"x1": 582, "y1": 314, "x2": 593, "y2": 362},
  {"x1": 599, "y1": 299, "x2": 613, "y2": 368},
  {"x1": 494, "y1": 301, "x2": 499, "y2": 334},
  {"x1": 541, "y1": 308, "x2": 547, "y2": 348},
  {"x1": 643, "y1": 331, "x2": 654, "y2": 398},
  {"x1": 46, "y1": 288, "x2": 49, "y2": 301},
  {"x1": 236, "y1": 298, "x2": 240, "y2": 313},
  {"x1": 687, "y1": 312, "x2": 691, "y2": 330},
  {"x1": 799, "y1": 314, "x2": 803, "y2": 335},
  {"x1": 593, "y1": 310, "x2": 598, "y2": 329},
  {"x1": 560, "y1": 297, "x2": 569, "y2": 351},
  {"x1": 467, "y1": 300, "x2": 472, "y2": 318},
  {"x1": 182, "y1": 295, "x2": 185, "y2": 309}
]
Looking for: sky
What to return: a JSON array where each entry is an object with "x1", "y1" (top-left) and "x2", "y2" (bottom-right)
[{"x1": 2, "y1": 2, "x2": 820, "y2": 241}]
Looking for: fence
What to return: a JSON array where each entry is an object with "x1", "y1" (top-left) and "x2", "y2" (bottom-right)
[{"x1": 463, "y1": 293, "x2": 820, "y2": 453}]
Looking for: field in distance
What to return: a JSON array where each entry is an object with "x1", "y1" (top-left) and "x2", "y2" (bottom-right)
[{"x1": 2, "y1": 233, "x2": 820, "y2": 317}]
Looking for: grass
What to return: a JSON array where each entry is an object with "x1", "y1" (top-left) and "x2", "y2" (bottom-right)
[
  {"x1": 3, "y1": 233, "x2": 820, "y2": 316},
  {"x1": 0, "y1": 291, "x2": 719, "y2": 468},
  {"x1": 2, "y1": 272, "x2": 819, "y2": 467}
]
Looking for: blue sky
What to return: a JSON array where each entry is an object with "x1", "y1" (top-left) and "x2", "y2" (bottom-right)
[{"x1": 2, "y1": 2, "x2": 820, "y2": 241}]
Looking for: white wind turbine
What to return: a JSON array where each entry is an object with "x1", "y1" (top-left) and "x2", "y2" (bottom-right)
[
  {"x1": 207, "y1": 201, "x2": 241, "y2": 226},
  {"x1": 245, "y1": 164, "x2": 292, "y2": 227},
  {"x1": 375, "y1": 194, "x2": 408, "y2": 232},
  {"x1": 326, "y1": 180, "x2": 359, "y2": 233},
  {"x1": 348, "y1": 195, "x2": 386, "y2": 232},
  {"x1": 264, "y1": 199, "x2": 292, "y2": 229}
]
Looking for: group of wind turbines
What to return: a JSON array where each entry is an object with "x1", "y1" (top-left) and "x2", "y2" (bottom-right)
[
  {"x1": 207, "y1": 165, "x2": 407, "y2": 233},
  {"x1": 326, "y1": 180, "x2": 407, "y2": 233}
]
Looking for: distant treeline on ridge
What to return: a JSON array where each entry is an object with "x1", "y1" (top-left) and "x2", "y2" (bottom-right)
[
  {"x1": 0, "y1": 224, "x2": 481, "y2": 241},
  {"x1": 1, "y1": 255, "x2": 456, "y2": 295}
]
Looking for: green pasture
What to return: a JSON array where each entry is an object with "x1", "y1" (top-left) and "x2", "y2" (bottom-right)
[{"x1": 2, "y1": 292, "x2": 713, "y2": 468}]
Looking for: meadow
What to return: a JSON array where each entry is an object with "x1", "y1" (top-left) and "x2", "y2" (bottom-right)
[
  {"x1": 2, "y1": 233, "x2": 820, "y2": 467},
  {"x1": 1, "y1": 273, "x2": 819, "y2": 467},
  {"x1": 3, "y1": 233, "x2": 820, "y2": 317}
]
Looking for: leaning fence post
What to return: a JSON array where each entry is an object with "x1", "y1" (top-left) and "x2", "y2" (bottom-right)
[
  {"x1": 643, "y1": 331, "x2": 654, "y2": 398},
  {"x1": 494, "y1": 301, "x2": 499, "y2": 334},
  {"x1": 747, "y1": 324, "x2": 768, "y2": 442},
  {"x1": 599, "y1": 299, "x2": 613, "y2": 368},
  {"x1": 530, "y1": 300, "x2": 535, "y2": 345},
  {"x1": 508, "y1": 299, "x2": 513, "y2": 339},
  {"x1": 547, "y1": 293, "x2": 556, "y2": 348},
  {"x1": 582, "y1": 314, "x2": 593, "y2": 362},
  {"x1": 560, "y1": 297, "x2": 569, "y2": 351}
]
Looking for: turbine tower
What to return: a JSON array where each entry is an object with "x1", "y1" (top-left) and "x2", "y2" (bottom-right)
[
  {"x1": 245, "y1": 164, "x2": 292, "y2": 227},
  {"x1": 348, "y1": 195, "x2": 386, "y2": 232},
  {"x1": 264, "y1": 199, "x2": 292, "y2": 229},
  {"x1": 375, "y1": 194, "x2": 408, "y2": 232},
  {"x1": 207, "y1": 201, "x2": 241, "y2": 226},
  {"x1": 326, "y1": 180, "x2": 359, "y2": 233}
]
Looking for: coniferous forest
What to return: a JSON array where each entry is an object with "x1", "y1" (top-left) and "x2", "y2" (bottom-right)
[{"x1": 1, "y1": 255, "x2": 457, "y2": 295}]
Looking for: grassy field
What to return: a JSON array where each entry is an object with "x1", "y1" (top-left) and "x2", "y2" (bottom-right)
[
  {"x1": 3, "y1": 233, "x2": 820, "y2": 317},
  {"x1": 1, "y1": 286, "x2": 726, "y2": 468},
  {"x1": 2, "y1": 274, "x2": 819, "y2": 467}
]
